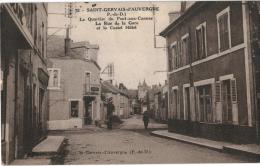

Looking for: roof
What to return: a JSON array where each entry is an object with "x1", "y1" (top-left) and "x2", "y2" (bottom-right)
[
  {"x1": 160, "y1": 2, "x2": 205, "y2": 37},
  {"x1": 101, "y1": 81, "x2": 129, "y2": 98},
  {"x1": 71, "y1": 41, "x2": 99, "y2": 49},
  {"x1": 47, "y1": 35, "x2": 101, "y2": 70}
]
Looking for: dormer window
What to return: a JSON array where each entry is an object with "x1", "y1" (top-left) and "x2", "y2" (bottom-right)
[{"x1": 85, "y1": 49, "x2": 90, "y2": 60}]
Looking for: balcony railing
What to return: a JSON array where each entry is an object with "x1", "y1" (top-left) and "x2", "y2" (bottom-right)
[{"x1": 83, "y1": 83, "x2": 100, "y2": 96}]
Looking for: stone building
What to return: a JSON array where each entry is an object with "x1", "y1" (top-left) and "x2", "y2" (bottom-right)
[
  {"x1": 1, "y1": 3, "x2": 49, "y2": 163},
  {"x1": 101, "y1": 81, "x2": 130, "y2": 119},
  {"x1": 137, "y1": 80, "x2": 150, "y2": 114},
  {"x1": 154, "y1": 82, "x2": 168, "y2": 123},
  {"x1": 160, "y1": 1, "x2": 259, "y2": 143},
  {"x1": 47, "y1": 35, "x2": 101, "y2": 130}
]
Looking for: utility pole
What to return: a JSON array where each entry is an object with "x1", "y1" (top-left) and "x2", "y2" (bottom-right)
[{"x1": 65, "y1": 2, "x2": 74, "y2": 56}]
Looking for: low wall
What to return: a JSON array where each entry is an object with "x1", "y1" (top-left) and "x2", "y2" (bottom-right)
[{"x1": 47, "y1": 118, "x2": 83, "y2": 130}]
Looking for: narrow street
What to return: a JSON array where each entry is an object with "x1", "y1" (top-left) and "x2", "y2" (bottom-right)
[{"x1": 50, "y1": 115, "x2": 257, "y2": 164}]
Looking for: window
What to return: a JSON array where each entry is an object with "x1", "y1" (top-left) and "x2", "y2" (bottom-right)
[
  {"x1": 41, "y1": 22, "x2": 45, "y2": 57},
  {"x1": 222, "y1": 80, "x2": 232, "y2": 122},
  {"x1": 183, "y1": 86, "x2": 191, "y2": 121},
  {"x1": 70, "y1": 100, "x2": 79, "y2": 118},
  {"x1": 181, "y1": 34, "x2": 190, "y2": 65},
  {"x1": 47, "y1": 68, "x2": 61, "y2": 89},
  {"x1": 196, "y1": 22, "x2": 207, "y2": 60},
  {"x1": 33, "y1": 6, "x2": 38, "y2": 45},
  {"x1": 172, "y1": 87, "x2": 179, "y2": 119},
  {"x1": 85, "y1": 72, "x2": 91, "y2": 93},
  {"x1": 197, "y1": 85, "x2": 212, "y2": 122},
  {"x1": 170, "y1": 42, "x2": 178, "y2": 69},
  {"x1": 217, "y1": 7, "x2": 231, "y2": 52},
  {"x1": 85, "y1": 50, "x2": 90, "y2": 60},
  {"x1": 220, "y1": 78, "x2": 237, "y2": 124},
  {"x1": 22, "y1": 4, "x2": 33, "y2": 34}
]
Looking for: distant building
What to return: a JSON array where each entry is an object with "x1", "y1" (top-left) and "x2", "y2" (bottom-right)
[
  {"x1": 138, "y1": 80, "x2": 150, "y2": 114},
  {"x1": 160, "y1": 1, "x2": 259, "y2": 143},
  {"x1": 47, "y1": 35, "x2": 101, "y2": 130},
  {"x1": 101, "y1": 81, "x2": 130, "y2": 119},
  {"x1": 154, "y1": 81, "x2": 168, "y2": 123},
  {"x1": 128, "y1": 89, "x2": 139, "y2": 114},
  {"x1": 1, "y1": 4, "x2": 49, "y2": 163},
  {"x1": 138, "y1": 80, "x2": 149, "y2": 101}
]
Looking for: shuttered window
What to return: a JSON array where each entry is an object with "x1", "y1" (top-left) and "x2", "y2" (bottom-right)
[
  {"x1": 217, "y1": 7, "x2": 231, "y2": 52},
  {"x1": 181, "y1": 35, "x2": 190, "y2": 66},
  {"x1": 171, "y1": 44, "x2": 177, "y2": 69},
  {"x1": 215, "y1": 81, "x2": 221, "y2": 102},
  {"x1": 47, "y1": 68, "x2": 61, "y2": 89},
  {"x1": 168, "y1": 47, "x2": 173, "y2": 71},
  {"x1": 198, "y1": 85, "x2": 213, "y2": 122},
  {"x1": 196, "y1": 23, "x2": 207, "y2": 60},
  {"x1": 231, "y1": 79, "x2": 237, "y2": 103}
]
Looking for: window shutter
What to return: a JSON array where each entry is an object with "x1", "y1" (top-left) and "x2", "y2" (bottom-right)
[
  {"x1": 47, "y1": 69, "x2": 53, "y2": 87},
  {"x1": 168, "y1": 47, "x2": 172, "y2": 71},
  {"x1": 187, "y1": 37, "x2": 190, "y2": 64},
  {"x1": 177, "y1": 42, "x2": 180, "y2": 67},
  {"x1": 231, "y1": 79, "x2": 237, "y2": 103},
  {"x1": 215, "y1": 81, "x2": 221, "y2": 102},
  {"x1": 201, "y1": 25, "x2": 206, "y2": 58}
]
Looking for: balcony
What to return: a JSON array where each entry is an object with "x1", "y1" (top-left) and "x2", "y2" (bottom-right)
[{"x1": 83, "y1": 83, "x2": 100, "y2": 96}]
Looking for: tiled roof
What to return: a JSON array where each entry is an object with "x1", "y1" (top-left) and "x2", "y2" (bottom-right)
[
  {"x1": 47, "y1": 35, "x2": 101, "y2": 70},
  {"x1": 101, "y1": 81, "x2": 129, "y2": 98}
]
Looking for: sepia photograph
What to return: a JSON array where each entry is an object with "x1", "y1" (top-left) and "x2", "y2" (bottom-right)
[{"x1": 0, "y1": 0, "x2": 260, "y2": 165}]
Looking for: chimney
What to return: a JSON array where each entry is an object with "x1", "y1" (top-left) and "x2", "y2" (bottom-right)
[
  {"x1": 109, "y1": 79, "x2": 113, "y2": 84},
  {"x1": 168, "y1": 11, "x2": 181, "y2": 24},
  {"x1": 180, "y1": 1, "x2": 187, "y2": 14},
  {"x1": 65, "y1": 28, "x2": 71, "y2": 56}
]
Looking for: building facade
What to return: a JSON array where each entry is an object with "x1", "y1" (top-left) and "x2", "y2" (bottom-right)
[
  {"x1": 154, "y1": 83, "x2": 168, "y2": 123},
  {"x1": 1, "y1": 3, "x2": 49, "y2": 163},
  {"x1": 101, "y1": 81, "x2": 130, "y2": 119},
  {"x1": 47, "y1": 36, "x2": 101, "y2": 130},
  {"x1": 138, "y1": 80, "x2": 150, "y2": 114},
  {"x1": 160, "y1": 1, "x2": 259, "y2": 143}
]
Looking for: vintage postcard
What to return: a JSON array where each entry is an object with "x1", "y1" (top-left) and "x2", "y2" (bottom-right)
[{"x1": 1, "y1": 1, "x2": 260, "y2": 165}]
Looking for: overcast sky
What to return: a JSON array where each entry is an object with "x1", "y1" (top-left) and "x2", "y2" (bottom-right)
[{"x1": 48, "y1": 2, "x2": 180, "y2": 89}]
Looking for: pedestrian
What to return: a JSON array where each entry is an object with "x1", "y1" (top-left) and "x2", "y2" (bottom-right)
[
  {"x1": 107, "y1": 97, "x2": 114, "y2": 129},
  {"x1": 143, "y1": 111, "x2": 149, "y2": 130}
]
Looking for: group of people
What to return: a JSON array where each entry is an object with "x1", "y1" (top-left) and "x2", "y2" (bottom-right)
[{"x1": 106, "y1": 97, "x2": 150, "y2": 130}]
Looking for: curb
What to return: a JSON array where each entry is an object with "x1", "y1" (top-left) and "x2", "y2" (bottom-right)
[
  {"x1": 151, "y1": 131, "x2": 260, "y2": 160},
  {"x1": 150, "y1": 132, "x2": 223, "y2": 152},
  {"x1": 223, "y1": 146, "x2": 260, "y2": 160}
]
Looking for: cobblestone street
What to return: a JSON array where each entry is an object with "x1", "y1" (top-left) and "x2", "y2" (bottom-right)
[{"x1": 50, "y1": 115, "x2": 258, "y2": 164}]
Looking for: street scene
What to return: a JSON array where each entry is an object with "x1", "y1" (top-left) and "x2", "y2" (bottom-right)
[
  {"x1": 1, "y1": 1, "x2": 260, "y2": 165},
  {"x1": 51, "y1": 115, "x2": 257, "y2": 164}
]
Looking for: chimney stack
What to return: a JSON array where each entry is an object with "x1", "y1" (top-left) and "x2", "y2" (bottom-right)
[
  {"x1": 168, "y1": 11, "x2": 181, "y2": 24},
  {"x1": 65, "y1": 28, "x2": 71, "y2": 56}
]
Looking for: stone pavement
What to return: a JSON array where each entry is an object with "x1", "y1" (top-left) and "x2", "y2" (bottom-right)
[
  {"x1": 11, "y1": 136, "x2": 66, "y2": 165},
  {"x1": 10, "y1": 158, "x2": 51, "y2": 165},
  {"x1": 32, "y1": 136, "x2": 66, "y2": 155},
  {"x1": 151, "y1": 130, "x2": 260, "y2": 159},
  {"x1": 120, "y1": 115, "x2": 167, "y2": 130}
]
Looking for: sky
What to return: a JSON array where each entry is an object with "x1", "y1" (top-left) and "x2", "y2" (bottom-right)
[{"x1": 48, "y1": 2, "x2": 180, "y2": 89}]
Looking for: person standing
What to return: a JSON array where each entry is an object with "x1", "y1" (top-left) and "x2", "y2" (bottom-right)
[
  {"x1": 143, "y1": 111, "x2": 150, "y2": 130},
  {"x1": 107, "y1": 97, "x2": 114, "y2": 129}
]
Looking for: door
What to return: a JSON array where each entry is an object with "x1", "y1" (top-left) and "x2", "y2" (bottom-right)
[
  {"x1": 38, "y1": 88, "x2": 45, "y2": 138},
  {"x1": 185, "y1": 87, "x2": 191, "y2": 121},
  {"x1": 17, "y1": 67, "x2": 31, "y2": 158},
  {"x1": 222, "y1": 80, "x2": 232, "y2": 123}
]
